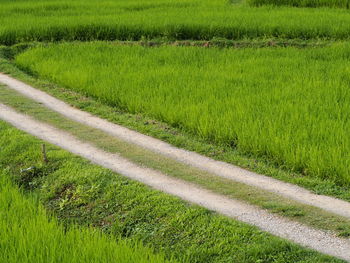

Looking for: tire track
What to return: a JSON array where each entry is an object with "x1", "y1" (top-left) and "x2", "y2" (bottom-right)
[
  {"x1": 0, "y1": 103, "x2": 350, "y2": 261},
  {"x1": 1, "y1": 73, "x2": 350, "y2": 219}
]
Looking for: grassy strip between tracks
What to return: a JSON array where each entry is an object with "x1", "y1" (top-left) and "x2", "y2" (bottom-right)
[
  {"x1": 1, "y1": 73, "x2": 350, "y2": 238},
  {"x1": 1, "y1": 43, "x2": 350, "y2": 226},
  {"x1": 0, "y1": 117, "x2": 344, "y2": 263}
]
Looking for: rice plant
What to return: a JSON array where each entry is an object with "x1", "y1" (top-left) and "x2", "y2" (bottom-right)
[
  {"x1": 15, "y1": 42, "x2": 350, "y2": 186},
  {"x1": 3, "y1": 0, "x2": 350, "y2": 45},
  {"x1": 248, "y1": 0, "x2": 350, "y2": 8}
]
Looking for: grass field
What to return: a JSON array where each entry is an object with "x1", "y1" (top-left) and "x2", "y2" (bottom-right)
[
  {"x1": 2, "y1": 0, "x2": 350, "y2": 261},
  {"x1": 0, "y1": 170, "x2": 172, "y2": 263},
  {"x1": 15, "y1": 42, "x2": 350, "y2": 187},
  {"x1": 3, "y1": 0, "x2": 350, "y2": 45},
  {"x1": 0, "y1": 119, "x2": 342, "y2": 263}
]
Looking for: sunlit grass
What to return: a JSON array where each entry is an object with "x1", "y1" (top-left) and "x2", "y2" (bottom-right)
[
  {"x1": 15, "y1": 42, "x2": 350, "y2": 186},
  {"x1": 0, "y1": 120, "x2": 342, "y2": 262},
  {"x1": 3, "y1": 0, "x2": 350, "y2": 45},
  {"x1": 0, "y1": 170, "x2": 172, "y2": 263},
  {"x1": 248, "y1": 0, "x2": 350, "y2": 8}
]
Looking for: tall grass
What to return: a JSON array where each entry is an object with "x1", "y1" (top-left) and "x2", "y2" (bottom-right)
[
  {"x1": 248, "y1": 0, "x2": 350, "y2": 8},
  {"x1": 15, "y1": 42, "x2": 350, "y2": 186},
  {"x1": 0, "y1": 170, "x2": 171, "y2": 263},
  {"x1": 3, "y1": 0, "x2": 350, "y2": 45}
]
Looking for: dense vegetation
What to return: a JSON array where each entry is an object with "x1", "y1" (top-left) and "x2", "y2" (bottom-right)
[
  {"x1": 0, "y1": 120, "x2": 341, "y2": 263},
  {"x1": 4, "y1": 0, "x2": 350, "y2": 45},
  {"x1": 15, "y1": 42, "x2": 350, "y2": 187},
  {"x1": 248, "y1": 0, "x2": 350, "y2": 8},
  {"x1": 0, "y1": 172, "x2": 171, "y2": 263},
  {"x1": 2, "y1": 0, "x2": 350, "y2": 261}
]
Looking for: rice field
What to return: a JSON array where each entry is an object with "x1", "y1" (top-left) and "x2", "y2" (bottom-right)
[
  {"x1": 15, "y1": 42, "x2": 350, "y2": 186},
  {"x1": 3, "y1": 0, "x2": 350, "y2": 45},
  {"x1": 2, "y1": 0, "x2": 350, "y2": 261},
  {"x1": 0, "y1": 170, "x2": 172, "y2": 263}
]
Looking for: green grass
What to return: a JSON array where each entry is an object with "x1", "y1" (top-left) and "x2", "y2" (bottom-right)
[
  {"x1": 4, "y1": 0, "x2": 350, "y2": 45},
  {"x1": 0, "y1": 119, "x2": 343, "y2": 263},
  {"x1": 2, "y1": 45, "x2": 349, "y2": 202},
  {"x1": 0, "y1": 171, "x2": 172, "y2": 263},
  {"x1": 1, "y1": 0, "x2": 350, "y2": 261},
  {"x1": 15, "y1": 42, "x2": 350, "y2": 187},
  {"x1": 1, "y1": 84, "x2": 350, "y2": 238},
  {"x1": 248, "y1": 0, "x2": 350, "y2": 8}
]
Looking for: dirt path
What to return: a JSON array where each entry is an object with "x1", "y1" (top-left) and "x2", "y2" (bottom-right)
[
  {"x1": 0, "y1": 103, "x2": 350, "y2": 261},
  {"x1": 1, "y1": 73, "x2": 350, "y2": 219}
]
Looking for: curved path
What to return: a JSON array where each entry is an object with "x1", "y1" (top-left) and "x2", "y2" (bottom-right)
[
  {"x1": 1, "y1": 73, "x2": 350, "y2": 219},
  {"x1": 1, "y1": 103, "x2": 350, "y2": 261}
]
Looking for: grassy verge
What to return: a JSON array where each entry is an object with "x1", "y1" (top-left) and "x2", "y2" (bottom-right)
[
  {"x1": 0, "y1": 169, "x2": 172, "y2": 263},
  {"x1": 1, "y1": 84, "x2": 350, "y2": 238},
  {"x1": 0, "y1": 118, "x2": 344, "y2": 263}
]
